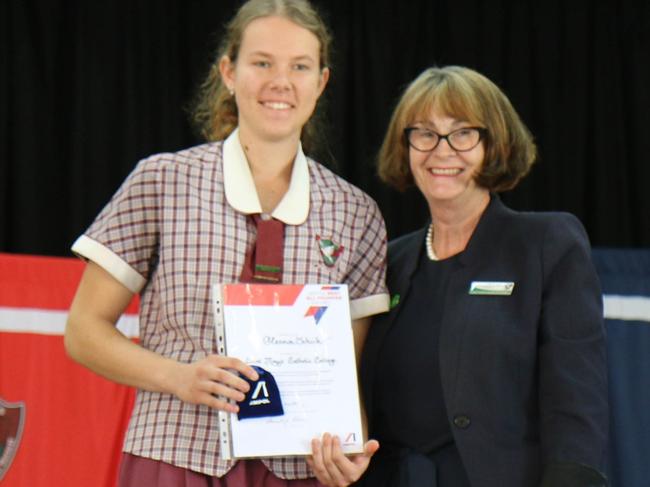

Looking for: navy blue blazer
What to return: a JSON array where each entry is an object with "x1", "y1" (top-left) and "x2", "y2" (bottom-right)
[{"x1": 360, "y1": 195, "x2": 608, "y2": 487}]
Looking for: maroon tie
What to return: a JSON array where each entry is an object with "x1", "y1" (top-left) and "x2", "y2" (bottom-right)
[{"x1": 239, "y1": 214, "x2": 285, "y2": 283}]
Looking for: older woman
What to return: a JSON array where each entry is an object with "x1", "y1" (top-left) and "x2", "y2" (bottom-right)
[{"x1": 357, "y1": 66, "x2": 608, "y2": 487}]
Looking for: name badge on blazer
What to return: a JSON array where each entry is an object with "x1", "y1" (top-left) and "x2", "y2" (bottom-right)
[{"x1": 469, "y1": 281, "x2": 515, "y2": 296}]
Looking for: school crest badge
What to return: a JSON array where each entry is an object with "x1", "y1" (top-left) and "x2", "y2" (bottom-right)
[
  {"x1": 0, "y1": 398, "x2": 25, "y2": 480},
  {"x1": 316, "y1": 235, "x2": 344, "y2": 267}
]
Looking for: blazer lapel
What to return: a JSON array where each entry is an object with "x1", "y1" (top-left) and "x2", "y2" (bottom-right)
[{"x1": 438, "y1": 194, "x2": 510, "y2": 403}]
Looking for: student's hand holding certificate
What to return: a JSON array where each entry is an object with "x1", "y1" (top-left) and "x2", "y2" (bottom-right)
[
  {"x1": 307, "y1": 434, "x2": 380, "y2": 487},
  {"x1": 170, "y1": 354, "x2": 259, "y2": 413}
]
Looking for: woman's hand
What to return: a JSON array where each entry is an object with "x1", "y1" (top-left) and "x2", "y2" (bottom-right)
[
  {"x1": 306, "y1": 433, "x2": 379, "y2": 487},
  {"x1": 171, "y1": 355, "x2": 259, "y2": 413}
]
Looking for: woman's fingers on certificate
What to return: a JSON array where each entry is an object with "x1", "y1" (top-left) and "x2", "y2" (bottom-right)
[
  {"x1": 307, "y1": 434, "x2": 345, "y2": 486},
  {"x1": 307, "y1": 434, "x2": 379, "y2": 486},
  {"x1": 171, "y1": 355, "x2": 258, "y2": 412},
  {"x1": 207, "y1": 354, "x2": 259, "y2": 382}
]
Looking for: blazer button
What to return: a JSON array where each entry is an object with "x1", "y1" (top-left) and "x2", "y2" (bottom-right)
[{"x1": 453, "y1": 415, "x2": 471, "y2": 429}]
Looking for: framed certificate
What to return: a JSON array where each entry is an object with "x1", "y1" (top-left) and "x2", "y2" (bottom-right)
[{"x1": 212, "y1": 283, "x2": 364, "y2": 459}]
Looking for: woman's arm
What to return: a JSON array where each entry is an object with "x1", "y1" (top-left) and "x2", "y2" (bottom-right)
[
  {"x1": 537, "y1": 214, "x2": 608, "y2": 485},
  {"x1": 65, "y1": 261, "x2": 258, "y2": 413}
]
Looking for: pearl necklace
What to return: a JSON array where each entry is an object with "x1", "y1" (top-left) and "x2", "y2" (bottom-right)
[{"x1": 425, "y1": 223, "x2": 439, "y2": 261}]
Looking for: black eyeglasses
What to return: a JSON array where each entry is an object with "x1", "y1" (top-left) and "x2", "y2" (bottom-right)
[{"x1": 404, "y1": 126, "x2": 487, "y2": 152}]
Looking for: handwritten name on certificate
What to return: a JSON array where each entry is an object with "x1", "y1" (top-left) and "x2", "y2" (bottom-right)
[{"x1": 213, "y1": 284, "x2": 364, "y2": 459}]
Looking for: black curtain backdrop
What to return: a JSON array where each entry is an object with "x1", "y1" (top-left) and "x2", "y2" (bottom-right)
[{"x1": 2, "y1": 0, "x2": 649, "y2": 257}]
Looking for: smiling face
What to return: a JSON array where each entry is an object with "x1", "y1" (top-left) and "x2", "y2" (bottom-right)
[
  {"x1": 408, "y1": 110, "x2": 488, "y2": 208},
  {"x1": 219, "y1": 15, "x2": 329, "y2": 146}
]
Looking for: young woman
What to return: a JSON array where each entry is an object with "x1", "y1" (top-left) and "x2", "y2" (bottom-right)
[{"x1": 65, "y1": 1, "x2": 387, "y2": 485}]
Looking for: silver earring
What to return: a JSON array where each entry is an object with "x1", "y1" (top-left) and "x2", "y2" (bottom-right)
[{"x1": 228, "y1": 88, "x2": 234, "y2": 96}]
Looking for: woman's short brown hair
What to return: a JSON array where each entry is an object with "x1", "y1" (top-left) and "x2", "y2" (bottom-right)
[
  {"x1": 378, "y1": 65, "x2": 537, "y2": 192},
  {"x1": 191, "y1": 0, "x2": 331, "y2": 155}
]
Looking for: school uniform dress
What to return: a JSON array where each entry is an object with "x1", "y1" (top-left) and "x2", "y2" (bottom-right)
[
  {"x1": 72, "y1": 129, "x2": 390, "y2": 484},
  {"x1": 358, "y1": 195, "x2": 608, "y2": 487}
]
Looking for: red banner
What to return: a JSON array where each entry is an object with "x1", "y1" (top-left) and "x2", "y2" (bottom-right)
[{"x1": 0, "y1": 253, "x2": 137, "y2": 487}]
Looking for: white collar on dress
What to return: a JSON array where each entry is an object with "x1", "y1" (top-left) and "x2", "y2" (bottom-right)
[{"x1": 222, "y1": 128, "x2": 310, "y2": 225}]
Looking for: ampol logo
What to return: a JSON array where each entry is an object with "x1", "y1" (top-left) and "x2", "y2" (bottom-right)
[
  {"x1": 249, "y1": 381, "x2": 271, "y2": 406},
  {"x1": 0, "y1": 398, "x2": 26, "y2": 480}
]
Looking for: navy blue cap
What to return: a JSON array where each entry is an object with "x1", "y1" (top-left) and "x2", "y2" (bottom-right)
[{"x1": 237, "y1": 365, "x2": 285, "y2": 420}]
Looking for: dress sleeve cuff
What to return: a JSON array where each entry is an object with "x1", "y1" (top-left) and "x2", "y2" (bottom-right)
[
  {"x1": 71, "y1": 235, "x2": 146, "y2": 294},
  {"x1": 349, "y1": 293, "x2": 390, "y2": 320}
]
